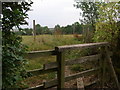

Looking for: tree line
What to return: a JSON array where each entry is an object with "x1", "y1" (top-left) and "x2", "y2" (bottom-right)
[
  {"x1": 3, "y1": 1, "x2": 120, "y2": 88},
  {"x1": 15, "y1": 22, "x2": 93, "y2": 35}
]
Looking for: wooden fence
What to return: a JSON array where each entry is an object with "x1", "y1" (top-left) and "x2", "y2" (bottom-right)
[{"x1": 25, "y1": 42, "x2": 120, "y2": 90}]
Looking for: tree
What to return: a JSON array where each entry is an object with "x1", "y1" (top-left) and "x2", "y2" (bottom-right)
[
  {"x1": 35, "y1": 24, "x2": 51, "y2": 35},
  {"x1": 72, "y1": 22, "x2": 83, "y2": 34},
  {"x1": 74, "y1": 1, "x2": 100, "y2": 42},
  {"x1": 54, "y1": 24, "x2": 62, "y2": 35},
  {"x1": 74, "y1": 1, "x2": 99, "y2": 31},
  {"x1": 61, "y1": 25, "x2": 73, "y2": 34},
  {"x1": 42, "y1": 26, "x2": 51, "y2": 34},
  {"x1": 93, "y1": 2, "x2": 120, "y2": 81},
  {"x1": 2, "y1": 1, "x2": 33, "y2": 88},
  {"x1": 35, "y1": 24, "x2": 42, "y2": 34}
]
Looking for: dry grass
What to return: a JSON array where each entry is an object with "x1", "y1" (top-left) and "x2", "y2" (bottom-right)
[
  {"x1": 22, "y1": 34, "x2": 82, "y2": 51},
  {"x1": 22, "y1": 34, "x2": 83, "y2": 71},
  {"x1": 22, "y1": 34, "x2": 83, "y2": 88}
]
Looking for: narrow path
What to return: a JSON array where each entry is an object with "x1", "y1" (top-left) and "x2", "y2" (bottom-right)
[
  {"x1": 64, "y1": 66, "x2": 98, "y2": 89},
  {"x1": 65, "y1": 66, "x2": 77, "y2": 88}
]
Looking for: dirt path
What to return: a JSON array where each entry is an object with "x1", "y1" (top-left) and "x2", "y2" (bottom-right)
[
  {"x1": 64, "y1": 66, "x2": 98, "y2": 89},
  {"x1": 64, "y1": 66, "x2": 77, "y2": 88}
]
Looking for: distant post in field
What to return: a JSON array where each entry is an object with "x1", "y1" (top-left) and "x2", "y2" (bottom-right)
[
  {"x1": 72, "y1": 24, "x2": 75, "y2": 34},
  {"x1": 33, "y1": 20, "x2": 36, "y2": 41}
]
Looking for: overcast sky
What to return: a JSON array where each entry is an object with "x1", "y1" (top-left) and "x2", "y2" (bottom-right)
[{"x1": 22, "y1": 0, "x2": 82, "y2": 28}]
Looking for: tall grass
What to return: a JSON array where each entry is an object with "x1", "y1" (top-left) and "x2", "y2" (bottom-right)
[
  {"x1": 22, "y1": 34, "x2": 83, "y2": 87},
  {"x1": 22, "y1": 34, "x2": 83, "y2": 70},
  {"x1": 22, "y1": 34, "x2": 82, "y2": 51}
]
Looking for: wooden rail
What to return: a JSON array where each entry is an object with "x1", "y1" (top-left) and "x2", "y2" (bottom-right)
[
  {"x1": 25, "y1": 42, "x2": 120, "y2": 90},
  {"x1": 44, "y1": 54, "x2": 100, "y2": 70},
  {"x1": 25, "y1": 50, "x2": 56, "y2": 59},
  {"x1": 44, "y1": 68, "x2": 99, "y2": 88},
  {"x1": 55, "y1": 42, "x2": 108, "y2": 51}
]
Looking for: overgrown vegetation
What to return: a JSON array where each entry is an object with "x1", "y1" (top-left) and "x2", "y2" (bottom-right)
[
  {"x1": 93, "y1": 2, "x2": 120, "y2": 81},
  {"x1": 2, "y1": 1, "x2": 33, "y2": 88},
  {"x1": 3, "y1": 0, "x2": 120, "y2": 89},
  {"x1": 23, "y1": 1, "x2": 120, "y2": 87},
  {"x1": 15, "y1": 22, "x2": 95, "y2": 35},
  {"x1": 22, "y1": 35, "x2": 83, "y2": 51},
  {"x1": 74, "y1": 1, "x2": 120, "y2": 82}
]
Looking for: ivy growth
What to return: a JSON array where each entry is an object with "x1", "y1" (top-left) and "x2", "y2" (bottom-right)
[{"x1": 2, "y1": 1, "x2": 33, "y2": 88}]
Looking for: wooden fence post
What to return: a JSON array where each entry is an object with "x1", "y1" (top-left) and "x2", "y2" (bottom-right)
[
  {"x1": 33, "y1": 20, "x2": 36, "y2": 41},
  {"x1": 100, "y1": 46, "x2": 106, "y2": 88},
  {"x1": 105, "y1": 46, "x2": 120, "y2": 90},
  {"x1": 55, "y1": 47, "x2": 65, "y2": 90}
]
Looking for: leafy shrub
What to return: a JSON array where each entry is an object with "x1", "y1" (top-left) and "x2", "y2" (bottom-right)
[
  {"x1": 93, "y1": 2, "x2": 120, "y2": 81},
  {"x1": 2, "y1": 32, "x2": 28, "y2": 88},
  {"x1": 2, "y1": 1, "x2": 33, "y2": 88}
]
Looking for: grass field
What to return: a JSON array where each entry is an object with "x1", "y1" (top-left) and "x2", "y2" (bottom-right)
[
  {"x1": 22, "y1": 34, "x2": 83, "y2": 70},
  {"x1": 22, "y1": 34, "x2": 82, "y2": 51},
  {"x1": 22, "y1": 34, "x2": 84, "y2": 87}
]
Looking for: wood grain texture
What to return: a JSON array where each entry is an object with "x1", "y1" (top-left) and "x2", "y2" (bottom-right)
[
  {"x1": 44, "y1": 54, "x2": 100, "y2": 70},
  {"x1": 55, "y1": 42, "x2": 108, "y2": 51},
  {"x1": 44, "y1": 68, "x2": 99, "y2": 88},
  {"x1": 25, "y1": 50, "x2": 56, "y2": 59}
]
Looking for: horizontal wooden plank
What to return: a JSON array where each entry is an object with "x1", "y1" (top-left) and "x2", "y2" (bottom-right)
[
  {"x1": 27, "y1": 68, "x2": 57, "y2": 76},
  {"x1": 65, "y1": 68, "x2": 99, "y2": 82},
  {"x1": 44, "y1": 68, "x2": 99, "y2": 88},
  {"x1": 24, "y1": 84, "x2": 44, "y2": 90},
  {"x1": 25, "y1": 50, "x2": 56, "y2": 59},
  {"x1": 24, "y1": 79, "x2": 99, "y2": 90},
  {"x1": 66, "y1": 54, "x2": 100, "y2": 66},
  {"x1": 85, "y1": 79, "x2": 99, "y2": 86},
  {"x1": 55, "y1": 42, "x2": 109, "y2": 51},
  {"x1": 44, "y1": 54, "x2": 100, "y2": 70}
]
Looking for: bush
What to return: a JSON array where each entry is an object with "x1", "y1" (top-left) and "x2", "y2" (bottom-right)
[
  {"x1": 2, "y1": 1, "x2": 33, "y2": 88},
  {"x1": 2, "y1": 32, "x2": 28, "y2": 88}
]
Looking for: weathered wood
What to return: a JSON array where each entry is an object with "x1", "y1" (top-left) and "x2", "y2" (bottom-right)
[
  {"x1": 33, "y1": 20, "x2": 36, "y2": 41},
  {"x1": 65, "y1": 68, "x2": 99, "y2": 81},
  {"x1": 55, "y1": 47, "x2": 65, "y2": 90},
  {"x1": 44, "y1": 54, "x2": 100, "y2": 70},
  {"x1": 100, "y1": 46, "x2": 106, "y2": 88},
  {"x1": 77, "y1": 77, "x2": 84, "y2": 90},
  {"x1": 105, "y1": 47, "x2": 120, "y2": 90},
  {"x1": 25, "y1": 50, "x2": 56, "y2": 59},
  {"x1": 28, "y1": 79, "x2": 99, "y2": 90},
  {"x1": 25, "y1": 42, "x2": 111, "y2": 89},
  {"x1": 56, "y1": 42, "x2": 108, "y2": 51},
  {"x1": 85, "y1": 79, "x2": 99, "y2": 86},
  {"x1": 44, "y1": 68, "x2": 99, "y2": 88},
  {"x1": 27, "y1": 68, "x2": 57, "y2": 76},
  {"x1": 44, "y1": 62, "x2": 57, "y2": 70},
  {"x1": 66, "y1": 54, "x2": 100, "y2": 65},
  {"x1": 44, "y1": 79, "x2": 57, "y2": 88},
  {"x1": 24, "y1": 84, "x2": 44, "y2": 90}
]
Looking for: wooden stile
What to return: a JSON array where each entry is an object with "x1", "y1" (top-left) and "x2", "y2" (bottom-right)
[
  {"x1": 25, "y1": 42, "x2": 120, "y2": 90},
  {"x1": 43, "y1": 68, "x2": 99, "y2": 88}
]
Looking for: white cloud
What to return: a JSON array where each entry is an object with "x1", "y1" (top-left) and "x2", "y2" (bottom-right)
[{"x1": 22, "y1": 0, "x2": 81, "y2": 28}]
